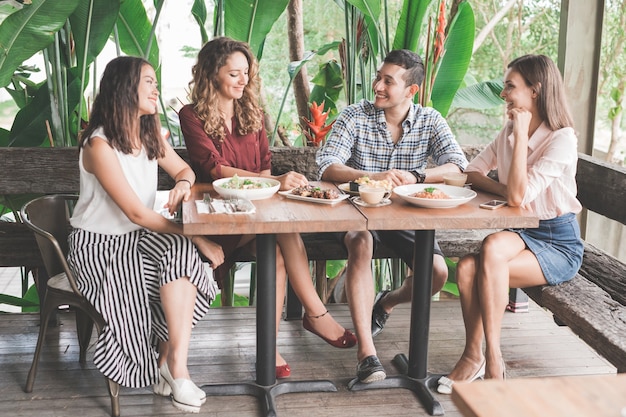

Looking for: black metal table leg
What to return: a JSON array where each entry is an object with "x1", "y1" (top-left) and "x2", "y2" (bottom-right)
[
  {"x1": 202, "y1": 234, "x2": 336, "y2": 417},
  {"x1": 348, "y1": 229, "x2": 444, "y2": 416}
]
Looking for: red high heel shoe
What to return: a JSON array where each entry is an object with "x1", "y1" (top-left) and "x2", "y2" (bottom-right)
[
  {"x1": 302, "y1": 311, "x2": 357, "y2": 348},
  {"x1": 276, "y1": 363, "x2": 291, "y2": 379}
]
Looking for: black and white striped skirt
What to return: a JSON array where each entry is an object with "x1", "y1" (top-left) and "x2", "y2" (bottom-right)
[{"x1": 67, "y1": 228, "x2": 216, "y2": 388}]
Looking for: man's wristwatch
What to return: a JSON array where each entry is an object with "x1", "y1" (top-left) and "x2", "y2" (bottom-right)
[{"x1": 410, "y1": 170, "x2": 426, "y2": 184}]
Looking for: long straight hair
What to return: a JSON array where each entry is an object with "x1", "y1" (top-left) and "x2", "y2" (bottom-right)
[
  {"x1": 80, "y1": 56, "x2": 164, "y2": 159},
  {"x1": 507, "y1": 54, "x2": 574, "y2": 130}
]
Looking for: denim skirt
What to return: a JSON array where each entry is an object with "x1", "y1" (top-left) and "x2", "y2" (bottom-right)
[{"x1": 508, "y1": 212, "x2": 583, "y2": 285}]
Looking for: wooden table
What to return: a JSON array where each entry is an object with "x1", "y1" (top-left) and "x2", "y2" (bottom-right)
[
  {"x1": 452, "y1": 373, "x2": 626, "y2": 417},
  {"x1": 346, "y1": 190, "x2": 539, "y2": 416},
  {"x1": 183, "y1": 183, "x2": 538, "y2": 416},
  {"x1": 182, "y1": 182, "x2": 367, "y2": 417}
]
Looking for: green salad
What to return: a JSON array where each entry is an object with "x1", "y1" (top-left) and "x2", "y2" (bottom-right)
[{"x1": 220, "y1": 174, "x2": 271, "y2": 190}]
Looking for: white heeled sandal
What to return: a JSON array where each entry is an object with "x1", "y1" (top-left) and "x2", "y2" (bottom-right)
[
  {"x1": 153, "y1": 374, "x2": 171, "y2": 396},
  {"x1": 158, "y1": 362, "x2": 205, "y2": 412},
  {"x1": 437, "y1": 359, "x2": 486, "y2": 395},
  {"x1": 154, "y1": 363, "x2": 206, "y2": 404}
]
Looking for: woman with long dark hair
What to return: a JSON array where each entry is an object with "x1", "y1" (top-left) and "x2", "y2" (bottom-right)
[{"x1": 68, "y1": 56, "x2": 224, "y2": 413}]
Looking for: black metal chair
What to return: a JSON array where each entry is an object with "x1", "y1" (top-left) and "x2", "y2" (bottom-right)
[{"x1": 20, "y1": 194, "x2": 120, "y2": 417}]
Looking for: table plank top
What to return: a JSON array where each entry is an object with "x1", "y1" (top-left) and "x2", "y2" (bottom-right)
[
  {"x1": 183, "y1": 182, "x2": 539, "y2": 235},
  {"x1": 183, "y1": 182, "x2": 367, "y2": 235},
  {"x1": 353, "y1": 187, "x2": 539, "y2": 230},
  {"x1": 452, "y1": 373, "x2": 626, "y2": 417}
]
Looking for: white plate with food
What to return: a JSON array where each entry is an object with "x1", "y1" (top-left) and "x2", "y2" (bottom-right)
[
  {"x1": 279, "y1": 185, "x2": 350, "y2": 205},
  {"x1": 212, "y1": 175, "x2": 280, "y2": 200},
  {"x1": 393, "y1": 184, "x2": 477, "y2": 208}
]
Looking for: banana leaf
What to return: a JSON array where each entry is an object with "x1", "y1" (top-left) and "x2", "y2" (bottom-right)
[
  {"x1": 452, "y1": 79, "x2": 504, "y2": 110},
  {"x1": 69, "y1": 0, "x2": 120, "y2": 75},
  {"x1": 392, "y1": 0, "x2": 435, "y2": 52},
  {"x1": 21, "y1": 283, "x2": 40, "y2": 312},
  {"x1": 191, "y1": 0, "x2": 209, "y2": 44},
  {"x1": 0, "y1": 292, "x2": 39, "y2": 309},
  {"x1": 326, "y1": 260, "x2": 347, "y2": 280},
  {"x1": 310, "y1": 59, "x2": 344, "y2": 113},
  {"x1": 430, "y1": 1, "x2": 475, "y2": 117},
  {"x1": 0, "y1": 0, "x2": 80, "y2": 87},
  {"x1": 222, "y1": 0, "x2": 289, "y2": 60},
  {"x1": 0, "y1": 128, "x2": 9, "y2": 147},
  {"x1": 8, "y1": 67, "x2": 84, "y2": 147},
  {"x1": 346, "y1": 0, "x2": 383, "y2": 58},
  {"x1": 346, "y1": 0, "x2": 381, "y2": 18},
  {"x1": 116, "y1": 0, "x2": 160, "y2": 70}
]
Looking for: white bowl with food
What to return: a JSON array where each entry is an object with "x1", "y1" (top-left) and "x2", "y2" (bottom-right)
[
  {"x1": 393, "y1": 184, "x2": 477, "y2": 208},
  {"x1": 212, "y1": 175, "x2": 280, "y2": 200}
]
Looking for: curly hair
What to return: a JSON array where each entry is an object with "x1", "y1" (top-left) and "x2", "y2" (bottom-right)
[
  {"x1": 80, "y1": 56, "x2": 164, "y2": 159},
  {"x1": 188, "y1": 37, "x2": 262, "y2": 142}
]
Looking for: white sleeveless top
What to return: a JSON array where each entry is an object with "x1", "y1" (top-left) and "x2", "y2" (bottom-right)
[{"x1": 70, "y1": 127, "x2": 158, "y2": 235}]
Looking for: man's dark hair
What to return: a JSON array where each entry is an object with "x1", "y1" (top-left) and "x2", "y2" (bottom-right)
[{"x1": 383, "y1": 49, "x2": 425, "y2": 86}]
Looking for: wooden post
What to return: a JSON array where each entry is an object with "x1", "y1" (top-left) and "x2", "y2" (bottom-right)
[{"x1": 558, "y1": 0, "x2": 605, "y2": 240}]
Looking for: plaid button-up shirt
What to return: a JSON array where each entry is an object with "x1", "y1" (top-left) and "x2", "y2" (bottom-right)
[{"x1": 316, "y1": 100, "x2": 467, "y2": 178}]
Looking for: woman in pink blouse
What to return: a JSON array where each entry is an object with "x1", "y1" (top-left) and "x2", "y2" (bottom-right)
[
  {"x1": 437, "y1": 54, "x2": 584, "y2": 394},
  {"x1": 179, "y1": 37, "x2": 356, "y2": 379}
]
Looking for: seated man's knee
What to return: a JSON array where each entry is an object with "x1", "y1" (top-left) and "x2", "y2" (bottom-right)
[{"x1": 344, "y1": 231, "x2": 373, "y2": 257}]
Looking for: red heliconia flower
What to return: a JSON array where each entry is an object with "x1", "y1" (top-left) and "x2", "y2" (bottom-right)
[
  {"x1": 433, "y1": 0, "x2": 447, "y2": 65},
  {"x1": 303, "y1": 101, "x2": 335, "y2": 147}
]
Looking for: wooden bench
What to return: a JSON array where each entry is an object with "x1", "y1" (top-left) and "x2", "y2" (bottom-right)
[
  {"x1": 2, "y1": 147, "x2": 625, "y2": 373},
  {"x1": 524, "y1": 154, "x2": 626, "y2": 373}
]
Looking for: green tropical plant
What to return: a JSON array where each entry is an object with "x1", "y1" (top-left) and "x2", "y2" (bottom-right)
[
  {"x1": 0, "y1": 0, "x2": 165, "y2": 308},
  {"x1": 0, "y1": 0, "x2": 161, "y2": 148},
  {"x1": 218, "y1": 0, "x2": 289, "y2": 60},
  {"x1": 299, "y1": 0, "x2": 475, "y2": 119},
  {"x1": 0, "y1": 282, "x2": 39, "y2": 313}
]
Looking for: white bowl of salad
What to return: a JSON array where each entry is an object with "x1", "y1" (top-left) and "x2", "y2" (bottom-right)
[{"x1": 212, "y1": 175, "x2": 281, "y2": 200}]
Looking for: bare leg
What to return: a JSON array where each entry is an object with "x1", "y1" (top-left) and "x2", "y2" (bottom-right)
[
  {"x1": 477, "y1": 232, "x2": 546, "y2": 379},
  {"x1": 275, "y1": 244, "x2": 288, "y2": 367},
  {"x1": 444, "y1": 254, "x2": 485, "y2": 381},
  {"x1": 379, "y1": 254, "x2": 448, "y2": 314},
  {"x1": 160, "y1": 277, "x2": 197, "y2": 379},
  {"x1": 277, "y1": 233, "x2": 346, "y2": 340},
  {"x1": 343, "y1": 231, "x2": 377, "y2": 362}
]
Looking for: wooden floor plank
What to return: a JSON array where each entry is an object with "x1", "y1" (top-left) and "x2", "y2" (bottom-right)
[{"x1": 0, "y1": 299, "x2": 616, "y2": 416}]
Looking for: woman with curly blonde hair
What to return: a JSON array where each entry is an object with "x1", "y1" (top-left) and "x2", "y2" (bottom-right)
[
  {"x1": 180, "y1": 37, "x2": 357, "y2": 380},
  {"x1": 188, "y1": 37, "x2": 263, "y2": 147}
]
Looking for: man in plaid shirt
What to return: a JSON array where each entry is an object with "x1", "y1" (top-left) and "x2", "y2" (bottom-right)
[{"x1": 316, "y1": 49, "x2": 468, "y2": 383}]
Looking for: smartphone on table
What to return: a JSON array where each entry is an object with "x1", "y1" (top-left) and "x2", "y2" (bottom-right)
[{"x1": 479, "y1": 199, "x2": 507, "y2": 210}]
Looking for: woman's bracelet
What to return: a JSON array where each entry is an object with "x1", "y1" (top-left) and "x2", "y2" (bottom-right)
[{"x1": 176, "y1": 178, "x2": 192, "y2": 188}]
